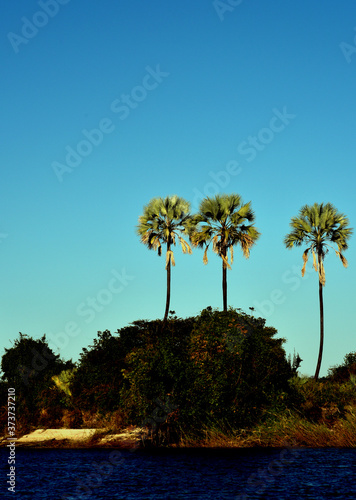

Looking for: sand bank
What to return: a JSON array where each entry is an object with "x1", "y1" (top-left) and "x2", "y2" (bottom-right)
[{"x1": 1, "y1": 427, "x2": 145, "y2": 448}]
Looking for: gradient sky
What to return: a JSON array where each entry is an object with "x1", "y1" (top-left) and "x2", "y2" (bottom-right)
[{"x1": 1, "y1": 0, "x2": 355, "y2": 377}]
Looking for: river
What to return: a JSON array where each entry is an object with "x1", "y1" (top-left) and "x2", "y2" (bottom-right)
[{"x1": 1, "y1": 447, "x2": 355, "y2": 499}]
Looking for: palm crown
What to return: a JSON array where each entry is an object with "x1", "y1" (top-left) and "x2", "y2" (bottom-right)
[
  {"x1": 137, "y1": 195, "x2": 192, "y2": 263},
  {"x1": 284, "y1": 202, "x2": 352, "y2": 285},
  {"x1": 191, "y1": 194, "x2": 260, "y2": 266}
]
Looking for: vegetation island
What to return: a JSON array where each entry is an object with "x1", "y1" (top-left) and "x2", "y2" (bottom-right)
[{"x1": 1, "y1": 194, "x2": 355, "y2": 448}]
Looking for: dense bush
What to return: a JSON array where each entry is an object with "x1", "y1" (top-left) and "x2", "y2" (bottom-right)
[
  {"x1": 186, "y1": 308, "x2": 294, "y2": 428},
  {"x1": 119, "y1": 316, "x2": 195, "y2": 426},
  {"x1": 119, "y1": 308, "x2": 295, "y2": 434},
  {"x1": 0, "y1": 333, "x2": 74, "y2": 427},
  {"x1": 2, "y1": 318, "x2": 353, "y2": 443},
  {"x1": 70, "y1": 330, "x2": 123, "y2": 412},
  {"x1": 328, "y1": 352, "x2": 356, "y2": 383},
  {"x1": 69, "y1": 323, "x2": 164, "y2": 413},
  {"x1": 289, "y1": 376, "x2": 356, "y2": 424}
]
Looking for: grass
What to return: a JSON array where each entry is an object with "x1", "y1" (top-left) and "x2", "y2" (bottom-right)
[
  {"x1": 249, "y1": 410, "x2": 356, "y2": 447},
  {"x1": 170, "y1": 407, "x2": 356, "y2": 448},
  {"x1": 5, "y1": 410, "x2": 356, "y2": 449}
]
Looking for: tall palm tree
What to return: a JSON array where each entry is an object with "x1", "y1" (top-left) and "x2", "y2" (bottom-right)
[
  {"x1": 284, "y1": 202, "x2": 352, "y2": 380},
  {"x1": 190, "y1": 194, "x2": 260, "y2": 311},
  {"x1": 137, "y1": 195, "x2": 192, "y2": 325}
]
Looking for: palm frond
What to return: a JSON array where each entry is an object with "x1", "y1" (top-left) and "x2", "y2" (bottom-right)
[
  {"x1": 212, "y1": 235, "x2": 219, "y2": 254},
  {"x1": 178, "y1": 236, "x2": 192, "y2": 255},
  {"x1": 165, "y1": 250, "x2": 175, "y2": 269},
  {"x1": 230, "y1": 245, "x2": 234, "y2": 265},
  {"x1": 319, "y1": 259, "x2": 326, "y2": 286},
  {"x1": 239, "y1": 233, "x2": 255, "y2": 259},
  {"x1": 301, "y1": 248, "x2": 310, "y2": 277},
  {"x1": 335, "y1": 250, "x2": 348, "y2": 268},
  {"x1": 312, "y1": 249, "x2": 318, "y2": 272},
  {"x1": 203, "y1": 246, "x2": 209, "y2": 265}
]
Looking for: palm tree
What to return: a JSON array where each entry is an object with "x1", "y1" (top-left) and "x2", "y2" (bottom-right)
[
  {"x1": 284, "y1": 202, "x2": 352, "y2": 380},
  {"x1": 137, "y1": 195, "x2": 192, "y2": 325},
  {"x1": 190, "y1": 194, "x2": 260, "y2": 311}
]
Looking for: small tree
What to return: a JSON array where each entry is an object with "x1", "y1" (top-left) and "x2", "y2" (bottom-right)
[{"x1": 1, "y1": 333, "x2": 73, "y2": 426}]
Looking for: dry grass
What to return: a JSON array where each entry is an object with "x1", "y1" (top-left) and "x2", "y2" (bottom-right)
[
  {"x1": 74, "y1": 410, "x2": 126, "y2": 431},
  {"x1": 243, "y1": 407, "x2": 356, "y2": 448},
  {"x1": 172, "y1": 407, "x2": 356, "y2": 448},
  {"x1": 173, "y1": 426, "x2": 245, "y2": 448},
  {"x1": 5, "y1": 411, "x2": 356, "y2": 449}
]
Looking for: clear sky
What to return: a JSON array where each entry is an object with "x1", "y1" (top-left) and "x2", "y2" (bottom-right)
[{"x1": 1, "y1": 0, "x2": 355, "y2": 377}]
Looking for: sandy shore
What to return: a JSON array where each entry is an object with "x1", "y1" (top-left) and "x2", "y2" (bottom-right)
[{"x1": 0, "y1": 428, "x2": 145, "y2": 448}]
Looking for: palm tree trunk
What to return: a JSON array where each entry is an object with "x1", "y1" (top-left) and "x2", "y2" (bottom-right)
[
  {"x1": 222, "y1": 246, "x2": 227, "y2": 312},
  {"x1": 314, "y1": 272, "x2": 324, "y2": 380},
  {"x1": 163, "y1": 242, "x2": 171, "y2": 326}
]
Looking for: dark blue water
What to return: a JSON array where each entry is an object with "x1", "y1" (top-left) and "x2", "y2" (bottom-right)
[{"x1": 1, "y1": 447, "x2": 355, "y2": 499}]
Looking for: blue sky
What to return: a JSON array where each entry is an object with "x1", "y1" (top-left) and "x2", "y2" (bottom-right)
[{"x1": 1, "y1": 0, "x2": 355, "y2": 377}]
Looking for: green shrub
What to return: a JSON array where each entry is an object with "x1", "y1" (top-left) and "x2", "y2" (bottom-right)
[
  {"x1": 119, "y1": 308, "x2": 294, "y2": 436},
  {"x1": 328, "y1": 351, "x2": 356, "y2": 383},
  {"x1": 289, "y1": 376, "x2": 356, "y2": 424},
  {"x1": 70, "y1": 330, "x2": 124, "y2": 412},
  {"x1": 0, "y1": 333, "x2": 74, "y2": 427}
]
